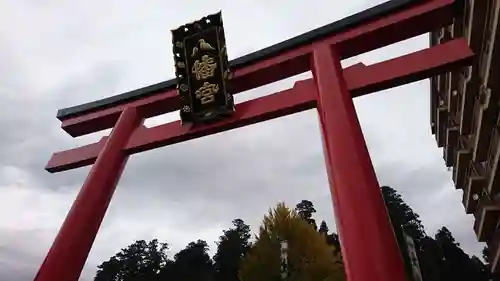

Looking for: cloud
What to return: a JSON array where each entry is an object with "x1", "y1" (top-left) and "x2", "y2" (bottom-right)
[{"x1": 0, "y1": 0, "x2": 485, "y2": 280}]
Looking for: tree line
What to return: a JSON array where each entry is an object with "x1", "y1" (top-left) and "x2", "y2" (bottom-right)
[{"x1": 94, "y1": 186, "x2": 492, "y2": 281}]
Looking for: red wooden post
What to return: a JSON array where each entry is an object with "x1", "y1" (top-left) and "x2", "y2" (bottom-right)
[
  {"x1": 312, "y1": 44, "x2": 407, "y2": 281},
  {"x1": 34, "y1": 107, "x2": 142, "y2": 281}
]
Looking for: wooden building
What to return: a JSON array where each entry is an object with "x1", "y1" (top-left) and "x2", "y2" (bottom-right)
[{"x1": 430, "y1": 0, "x2": 500, "y2": 274}]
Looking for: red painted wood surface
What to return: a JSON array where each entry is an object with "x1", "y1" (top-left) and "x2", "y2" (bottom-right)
[
  {"x1": 46, "y1": 39, "x2": 473, "y2": 173},
  {"x1": 313, "y1": 44, "x2": 407, "y2": 281},
  {"x1": 35, "y1": 1, "x2": 473, "y2": 280},
  {"x1": 60, "y1": 0, "x2": 456, "y2": 137},
  {"x1": 34, "y1": 108, "x2": 143, "y2": 281}
]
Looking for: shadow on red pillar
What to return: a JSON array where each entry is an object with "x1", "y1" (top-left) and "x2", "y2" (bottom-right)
[
  {"x1": 312, "y1": 44, "x2": 407, "y2": 281},
  {"x1": 34, "y1": 108, "x2": 143, "y2": 281}
]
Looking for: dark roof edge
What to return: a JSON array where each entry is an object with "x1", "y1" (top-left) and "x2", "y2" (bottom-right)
[{"x1": 57, "y1": 0, "x2": 423, "y2": 120}]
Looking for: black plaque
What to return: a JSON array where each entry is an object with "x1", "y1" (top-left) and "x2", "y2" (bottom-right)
[{"x1": 172, "y1": 12, "x2": 233, "y2": 125}]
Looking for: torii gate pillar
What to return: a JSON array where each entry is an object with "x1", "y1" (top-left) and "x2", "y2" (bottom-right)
[
  {"x1": 34, "y1": 1, "x2": 473, "y2": 281},
  {"x1": 313, "y1": 45, "x2": 405, "y2": 280}
]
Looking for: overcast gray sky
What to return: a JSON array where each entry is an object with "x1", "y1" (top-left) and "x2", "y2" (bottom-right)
[{"x1": 0, "y1": 0, "x2": 485, "y2": 280}]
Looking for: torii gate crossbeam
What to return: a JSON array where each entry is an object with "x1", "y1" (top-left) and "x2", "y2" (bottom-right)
[{"x1": 35, "y1": 1, "x2": 473, "y2": 281}]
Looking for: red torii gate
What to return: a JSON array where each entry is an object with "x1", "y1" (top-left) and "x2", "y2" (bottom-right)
[{"x1": 35, "y1": 0, "x2": 473, "y2": 281}]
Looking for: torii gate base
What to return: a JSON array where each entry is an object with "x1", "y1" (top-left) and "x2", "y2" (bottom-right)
[{"x1": 34, "y1": 1, "x2": 473, "y2": 281}]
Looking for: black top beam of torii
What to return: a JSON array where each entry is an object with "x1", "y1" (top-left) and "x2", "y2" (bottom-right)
[{"x1": 56, "y1": 0, "x2": 454, "y2": 121}]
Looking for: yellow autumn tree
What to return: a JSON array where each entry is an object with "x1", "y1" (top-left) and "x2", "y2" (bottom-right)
[{"x1": 239, "y1": 203, "x2": 345, "y2": 281}]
